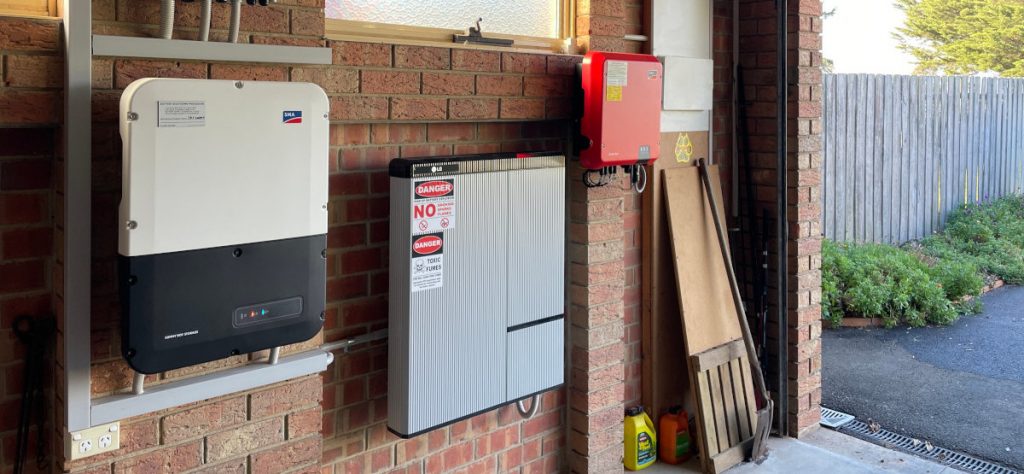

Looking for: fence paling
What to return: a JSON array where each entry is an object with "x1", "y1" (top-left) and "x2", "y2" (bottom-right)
[{"x1": 822, "y1": 74, "x2": 1024, "y2": 244}]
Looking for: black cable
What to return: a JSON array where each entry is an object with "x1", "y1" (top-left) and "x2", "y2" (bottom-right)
[{"x1": 12, "y1": 315, "x2": 55, "y2": 474}]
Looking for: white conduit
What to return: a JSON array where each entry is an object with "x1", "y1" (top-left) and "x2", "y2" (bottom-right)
[
  {"x1": 228, "y1": 0, "x2": 242, "y2": 43},
  {"x1": 199, "y1": 0, "x2": 212, "y2": 41},
  {"x1": 160, "y1": 0, "x2": 175, "y2": 39}
]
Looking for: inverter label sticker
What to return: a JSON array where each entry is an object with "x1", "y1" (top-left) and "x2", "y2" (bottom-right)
[
  {"x1": 412, "y1": 179, "x2": 456, "y2": 234},
  {"x1": 411, "y1": 233, "x2": 444, "y2": 292},
  {"x1": 158, "y1": 101, "x2": 206, "y2": 127}
]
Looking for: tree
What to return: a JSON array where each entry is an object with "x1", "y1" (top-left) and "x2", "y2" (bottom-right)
[{"x1": 894, "y1": 0, "x2": 1024, "y2": 76}]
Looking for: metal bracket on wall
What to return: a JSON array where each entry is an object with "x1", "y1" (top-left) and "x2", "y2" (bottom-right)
[{"x1": 63, "y1": 1, "x2": 334, "y2": 435}]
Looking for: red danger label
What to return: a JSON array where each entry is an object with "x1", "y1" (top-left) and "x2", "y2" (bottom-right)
[
  {"x1": 415, "y1": 180, "x2": 454, "y2": 199},
  {"x1": 412, "y1": 234, "x2": 443, "y2": 256}
]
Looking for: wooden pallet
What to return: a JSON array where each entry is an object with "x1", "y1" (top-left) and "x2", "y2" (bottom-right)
[
  {"x1": 663, "y1": 166, "x2": 757, "y2": 473},
  {"x1": 691, "y1": 339, "x2": 758, "y2": 473}
]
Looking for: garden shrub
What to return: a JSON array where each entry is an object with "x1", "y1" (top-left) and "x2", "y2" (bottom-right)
[{"x1": 825, "y1": 195, "x2": 1024, "y2": 328}]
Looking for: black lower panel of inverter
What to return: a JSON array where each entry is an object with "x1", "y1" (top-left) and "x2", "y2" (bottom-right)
[{"x1": 120, "y1": 235, "x2": 326, "y2": 374}]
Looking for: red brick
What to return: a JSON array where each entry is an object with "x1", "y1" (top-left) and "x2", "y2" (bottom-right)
[
  {"x1": 0, "y1": 90, "x2": 58, "y2": 125},
  {"x1": 391, "y1": 97, "x2": 447, "y2": 120},
  {"x1": 3, "y1": 54, "x2": 62, "y2": 88},
  {"x1": 427, "y1": 123, "x2": 475, "y2": 142},
  {"x1": 330, "y1": 173, "x2": 368, "y2": 196},
  {"x1": 502, "y1": 53, "x2": 546, "y2": 74},
  {"x1": 327, "y1": 274, "x2": 367, "y2": 300},
  {"x1": 288, "y1": 407, "x2": 323, "y2": 439},
  {"x1": 1, "y1": 227, "x2": 52, "y2": 260},
  {"x1": 341, "y1": 247, "x2": 382, "y2": 274},
  {"x1": 160, "y1": 395, "x2": 247, "y2": 444},
  {"x1": 524, "y1": 76, "x2": 569, "y2": 97},
  {"x1": 548, "y1": 55, "x2": 581, "y2": 75},
  {"x1": 0, "y1": 17, "x2": 59, "y2": 51},
  {"x1": 331, "y1": 124, "x2": 371, "y2": 146},
  {"x1": 113, "y1": 441, "x2": 202, "y2": 473},
  {"x1": 114, "y1": 59, "x2": 206, "y2": 88},
  {"x1": 370, "y1": 124, "x2": 426, "y2": 144},
  {"x1": 251, "y1": 436, "x2": 322, "y2": 474},
  {"x1": 361, "y1": 70, "x2": 420, "y2": 95},
  {"x1": 206, "y1": 418, "x2": 285, "y2": 462},
  {"x1": 0, "y1": 260, "x2": 44, "y2": 293},
  {"x1": 291, "y1": 7, "x2": 325, "y2": 36},
  {"x1": 474, "y1": 425, "x2": 520, "y2": 457},
  {"x1": 422, "y1": 72, "x2": 475, "y2": 95},
  {"x1": 451, "y1": 49, "x2": 501, "y2": 72},
  {"x1": 448, "y1": 98, "x2": 499, "y2": 120},
  {"x1": 394, "y1": 45, "x2": 450, "y2": 69},
  {"x1": 500, "y1": 98, "x2": 545, "y2": 119},
  {"x1": 425, "y1": 441, "x2": 473, "y2": 472},
  {"x1": 250, "y1": 376, "x2": 323, "y2": 418},
  {"x1": 476, "y1": 75, "x2": 523, "y2": 97},
  {"x1": 331, "y1": 96, "x2": 389, "y2": 121},
  {"x1": 210, "y1": 64, "x2": 288, "y2": 81},
  {"x1": 0, "y1": 158, "x2": 51, "y2": 191},
  {"x1": 0, "y1": 128, "x2": 53, "y2": 157},
  {"x1": 333, "y1": 41, "x2": 392, "y2": 67},
  {"x1": 291, "y1": 66, "x2": 359, "y2": 94}
]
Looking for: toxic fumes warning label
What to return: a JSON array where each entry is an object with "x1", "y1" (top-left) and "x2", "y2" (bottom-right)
[
  {"x1": 412, "y1": 179, "x2": 456, "y2": 234},
  {"x1": 411, "y1": 233, "x2": 444, "y2": 292}
]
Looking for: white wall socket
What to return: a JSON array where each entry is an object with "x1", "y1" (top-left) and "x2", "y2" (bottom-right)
[{"x1": 66, "y1": 422, "x2": 120, "y2": 460}]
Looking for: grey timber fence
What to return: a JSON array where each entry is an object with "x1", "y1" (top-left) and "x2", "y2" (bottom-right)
[{"x1": 822, "y1": 74, "x2": 1024, "y2": 244}]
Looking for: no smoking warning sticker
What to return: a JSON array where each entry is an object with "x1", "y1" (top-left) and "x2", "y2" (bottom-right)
[{"x1": 411, "y1": 178, "x2": 456, "y2": 234}]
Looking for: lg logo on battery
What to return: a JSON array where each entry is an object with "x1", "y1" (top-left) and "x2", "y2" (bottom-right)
[
  {"x1": 415, "y1": 180, "x2": 453, "y2": 198},
  {"x1": 412, "y1": 235, "x2": 443, "y2": 255}
]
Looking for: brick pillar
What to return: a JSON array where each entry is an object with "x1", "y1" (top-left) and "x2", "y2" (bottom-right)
[
  {"x1": 787, "y1": 0, "x2": 824, "y2": 436},
  {"x1": 567, "y1": 166, "x2": 626, "y2": 473}
]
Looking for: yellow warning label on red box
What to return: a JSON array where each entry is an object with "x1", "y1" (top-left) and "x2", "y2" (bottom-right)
[{"x1": 606, "y1": 85, "x2": 622, "y2": 102}]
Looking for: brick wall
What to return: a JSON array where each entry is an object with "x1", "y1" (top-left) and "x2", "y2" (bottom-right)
[
  {"x1": 0, "y1": 14, "x2": 62, "y2": 474},
  {"x1": 727, "y1": 0, "x2": 824, "y2": 436}
]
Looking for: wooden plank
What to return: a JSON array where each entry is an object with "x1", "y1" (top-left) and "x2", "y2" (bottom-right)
[
  {"x1": 693, "y1": 367, "x2": 720, "y2": 463},
  {"x1": 640, "y1": 132, "x2": 708, "y2": 420},
  {"x1": 731, "y1": 357, "x2": 754, "y2": 440},
  {"x1": 873, "y1": 75, "x2": 885, "y2": 242},
  {"x1": 693, "y1": 339, "x2": 747, "y2": 373},
  {"x1": 709, "y1": 439, "x2": 755, "y2": 474},
  {"x1": 663, "y1": 165, "x2": 742, "y2": 355},
  {"x1": 706, "y1": 363, "x2": 729, "y2": 454},
  {"x1": 883, "y1": 75, "x2": 895, "y2": 243},
  {"x1": 823, "y1": 74, "x2": 835, "y2": 240},
  {"x1": 835, "y1": 74, "x2": 848, "y2": 241},
  {"x1": 718, "y1": 363, "x2": 740, "y2": 448},
  {"x1": 863, "y1": 75, "x2": 876, "y2": 242}
]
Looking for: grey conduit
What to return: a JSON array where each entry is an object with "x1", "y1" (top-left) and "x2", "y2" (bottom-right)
[
  {"x1": 516, "y1": 394, "x2": 539, "y2": 419},
  {"x1": 160, "y1": 0, "x2": 175, "y2": 39},
  {"x1": 199, "y1": 0, "x2": 212, "y2": 41},
  {"x1": 228, "y1": 0, "x2": 242, "y2": 43}
]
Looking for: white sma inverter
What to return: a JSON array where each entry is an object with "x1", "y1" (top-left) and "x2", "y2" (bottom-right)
[
  {"x1": 388, "y1": 152, "x2": 566, "y2": 437},
  {"x1": 118, "y1": 79, "x2": 329, "y2": 374}
]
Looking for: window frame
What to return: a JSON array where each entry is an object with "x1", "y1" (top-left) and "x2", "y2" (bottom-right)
[
  {"x1": 324, "y1": 0, "x2": 574, "y2": 53},
  {"x1": 0, "y1": 0, "x2": 57, "y2": 17}
]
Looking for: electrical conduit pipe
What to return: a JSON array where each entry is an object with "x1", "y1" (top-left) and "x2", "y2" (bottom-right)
[
  {"x1": 199, "y1": 0, "x2": 212, "y2": 41},
  {"x1": 228, "y1": 0, "x2": 242, "y2": 43},
  {"x1": 160, "y1": 0, "x2": 175, "y2": 39}
]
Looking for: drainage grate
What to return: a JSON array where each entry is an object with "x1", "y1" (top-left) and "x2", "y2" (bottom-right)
[
  {"x1": 840, "y1": 419, "x2": 1019, "y2": 474},
  {"x1": 820, "y1": 406, "x2": 855, "y2": 429}
]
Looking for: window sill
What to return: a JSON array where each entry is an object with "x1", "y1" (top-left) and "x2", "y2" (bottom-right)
[{"x1": 325, "y1": 18, "x2": 577, "y2": 56}]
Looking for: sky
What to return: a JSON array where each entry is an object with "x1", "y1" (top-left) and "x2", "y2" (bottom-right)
[{"x1": 822, "y1": 0, "x2": 917, "y2": 74}]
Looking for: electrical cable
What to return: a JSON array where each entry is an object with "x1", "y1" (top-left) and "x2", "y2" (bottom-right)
[
  {"x1": 633, "y1": 165, "x2": 647, "y2": 193},
  {"x1": 516, "y1": 394, "x2": 540, "y2": 419},
  {"x1": 12, "y1": 315, "x2": 54, "y2": 474}
]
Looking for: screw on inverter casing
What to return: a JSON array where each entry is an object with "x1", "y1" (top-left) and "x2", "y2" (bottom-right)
[
  {"x1": 233, "y1": 248, "x2": 243, "y2": 257},
  {"x1": 126, "y1": 348, "x2": 136, "y2": 358},
  {"x1": 125, "y1": 220, "x2": 137, "y2": 230},
  {"x1": 127, "y1": 276, "x2": 137, "y2": 286},
  {"x1": 234, "y1": 81, "x2": 244, "y2": 89},
  {"x1": 127, "y1": 112, "x2": 139, "y2": 121}
]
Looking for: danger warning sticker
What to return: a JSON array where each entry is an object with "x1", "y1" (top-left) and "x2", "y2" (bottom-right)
[
  {"x1": 412, "y1": 179, "x2": 456, "y2": 234},
  {"x1": 411, "y1": 233, "x2": 444, "y2": 292}
]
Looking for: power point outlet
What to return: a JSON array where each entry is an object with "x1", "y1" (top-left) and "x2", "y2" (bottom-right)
[{"x1": 66, "y1": 422, "x2": 120, "y2": 460}]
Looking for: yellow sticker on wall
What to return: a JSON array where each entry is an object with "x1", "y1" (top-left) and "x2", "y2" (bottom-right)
[
  {"x1": 675, "y1": 133, "x2": 694, "y2": 163},
  {"x1": 606, "y1": 85, "x2": 622, "y2": 102}
]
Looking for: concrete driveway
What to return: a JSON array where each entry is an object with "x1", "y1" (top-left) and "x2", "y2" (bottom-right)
[{"x1": 823, "y1": 285, "x2": 1024, "y2": 470}]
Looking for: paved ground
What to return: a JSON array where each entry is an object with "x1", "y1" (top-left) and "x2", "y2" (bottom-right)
[
  {"x1": 824, "y1": 285, "x2": 1024, "y2": 470},
  {"x1": 646, "y1": 429, "x2": 950, "y2": 473}
]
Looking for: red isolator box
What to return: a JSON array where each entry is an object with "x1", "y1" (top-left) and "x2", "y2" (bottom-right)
[{"x1": 578, "y1": 51, "x2": 663, "y2": 169}]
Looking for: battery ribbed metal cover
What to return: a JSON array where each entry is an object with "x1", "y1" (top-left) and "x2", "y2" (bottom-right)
[{"x1": 388, "y1": 153, "x2": 565, "y2": 438}]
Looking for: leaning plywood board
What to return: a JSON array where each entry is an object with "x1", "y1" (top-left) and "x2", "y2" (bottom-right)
[
  {"x1": 662, "y1": 166, "x2": 741, "y2": 354},
  {"x1": 663, "y1": 165, "x2": 755, "y2": 473},
  {"x1": 641, "y1": 132, "x2": 709, "y2": 419}
]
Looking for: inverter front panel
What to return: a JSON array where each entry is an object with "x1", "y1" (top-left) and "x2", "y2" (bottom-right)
[
  {"x1": 388, "y1": 153, "x2": 565, "y2": 437},
  {"x1": 118, "y1": 78, "x2": 328, "y2": 374}
]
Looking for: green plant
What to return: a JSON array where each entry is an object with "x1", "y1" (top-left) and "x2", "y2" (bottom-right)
[
  {"x1": 920, "y1": 195, "x2": 1024, "y2": 284},
  {"x1": 822, "y1": 241, "x2": 960, "y2": 328}
]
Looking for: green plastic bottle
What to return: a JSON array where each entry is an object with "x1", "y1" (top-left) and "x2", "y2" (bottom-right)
[{"x1": 624, "y1": 406, "x2": 657, "y2": 470}]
